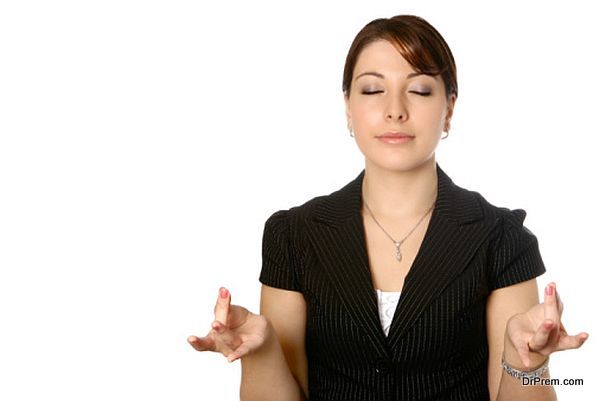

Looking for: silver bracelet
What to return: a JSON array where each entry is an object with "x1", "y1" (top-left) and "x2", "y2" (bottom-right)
[{"x1": 501, "y1": 353, "x2": 549, "y2": 380}]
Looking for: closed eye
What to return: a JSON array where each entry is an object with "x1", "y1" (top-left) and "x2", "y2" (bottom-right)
[
  {"x1": 410, "y1": 91, "x2": 431, "y2": 96},
  {"x1": 361, "y1": 90, "x2": 431, "y2": 96}
]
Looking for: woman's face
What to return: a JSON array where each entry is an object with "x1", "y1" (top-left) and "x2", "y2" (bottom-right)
[{"x1": 344, "y1": 39, "x2": 456, "y2": 172}]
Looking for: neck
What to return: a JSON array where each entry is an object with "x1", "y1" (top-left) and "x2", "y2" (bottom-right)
[{"x1": 361, "y1": 158, "x2": 438, "y2": 220}]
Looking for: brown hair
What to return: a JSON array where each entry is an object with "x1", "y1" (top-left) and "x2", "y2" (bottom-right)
[{"x1": 342, "y1": 15, "x2": 458, "y2": 101}]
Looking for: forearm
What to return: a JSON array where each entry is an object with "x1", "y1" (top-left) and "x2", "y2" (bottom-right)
[{"x1": 240, "y1": 320, "x2": 306, "y2": 401}]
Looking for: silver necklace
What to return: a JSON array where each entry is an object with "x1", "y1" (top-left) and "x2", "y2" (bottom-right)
[{"x1": 363, "y1": 196, "x2": 436, "y2": 262}]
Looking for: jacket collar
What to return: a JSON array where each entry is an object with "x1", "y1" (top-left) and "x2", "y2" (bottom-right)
[
  {"x1": 312, "y1": 162, "x2": 483, "y2": 227},
  {"x1": 304, "y1": 162, "x2": 496, "y2": 359}
]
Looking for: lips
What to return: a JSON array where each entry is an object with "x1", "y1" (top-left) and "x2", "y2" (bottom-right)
[
  {"x1": 376, "y1": 131, "x2": 415, "y2": 145},
  {"x1": 377, "y1": 131, "x2": 414, "y2": 138}
]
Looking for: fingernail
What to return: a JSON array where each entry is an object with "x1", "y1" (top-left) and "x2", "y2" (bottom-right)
[
  {"x1": 545, "y1": 285, "x2": 554, "y2": 296},
  {"x1": 219, "y1": 287, "x2": 228, "y2": 298}
]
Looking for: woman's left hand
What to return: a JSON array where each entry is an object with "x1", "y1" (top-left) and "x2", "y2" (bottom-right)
[{"x1": 504, "y1": 282, "x2": 589, "y2": 369}]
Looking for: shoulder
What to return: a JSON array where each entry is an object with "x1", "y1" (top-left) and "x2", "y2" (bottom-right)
[
  {"x1": 264, "y1": 172, "x2": 352, "y2": 229},
  {"x1": 458, "y1": 185, "x2": 541, "y2": 262},
  {"x1": 452, "y1": 177, "x2": 533, "y2": 231},
  {"x1": 474, "y1": 191, "x2": 534, "y2": 235},
  {"x1": 448, "y1": 178, "x2": 539, "y2": 252},
  {"x1": 263, "y1": 193, "x2": 329, "y2": 237},
  {"x1": 478, "y1": 193, "x2": 528, "y2": 224}
]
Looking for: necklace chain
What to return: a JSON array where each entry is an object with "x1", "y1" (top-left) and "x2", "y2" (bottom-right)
[{"x1": 363, "y1": 195, "x2": 436, "y2": 262}]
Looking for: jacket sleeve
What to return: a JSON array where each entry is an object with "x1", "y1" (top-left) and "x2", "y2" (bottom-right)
[
  {"x1": 488, "y1": 208, "x2": 547, "y2": 291},
  {"x1": 258, "y1": 209, "x2": 302, "y2": 292}
]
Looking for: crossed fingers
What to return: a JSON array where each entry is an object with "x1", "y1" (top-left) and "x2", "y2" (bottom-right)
[
  {"x1": 528, "y1": 283, "x2": 588, "y2": 354},
  {"x1": 188, "y1": 287, "x2": 236, "y2": 358}
]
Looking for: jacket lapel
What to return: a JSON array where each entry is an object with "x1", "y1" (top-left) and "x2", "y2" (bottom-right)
[
  {"x1": 305, "y1": 198, "x2": 391, "y2": 358},
  {"x1": 304, "y1": 162, "x2": 499, "y2": 359}
]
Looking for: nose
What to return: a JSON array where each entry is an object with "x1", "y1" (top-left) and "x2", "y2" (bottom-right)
[{"x1": 385, "y1": 94, "x2": 407, "y2": 121}]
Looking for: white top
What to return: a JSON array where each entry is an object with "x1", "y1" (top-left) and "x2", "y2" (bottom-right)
[{"x1": 375, "y1": 288, "x2": 401, "y2": 337}]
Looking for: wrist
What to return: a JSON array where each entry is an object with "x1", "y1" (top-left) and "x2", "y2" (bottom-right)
[
  {"x1": 262, "y1": 317, "x2": 278, "y2": 348},
  {"x1": 501, "y1": 351, "x2": 549, "y2": 381}
]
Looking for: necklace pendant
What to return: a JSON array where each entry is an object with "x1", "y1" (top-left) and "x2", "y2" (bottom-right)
[{"x1": 394, "y1": 242, "x2": 402, "y2": 262}]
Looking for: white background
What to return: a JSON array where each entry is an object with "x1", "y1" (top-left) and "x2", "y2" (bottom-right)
[{"x1": 0, "y1": 1, "x2": 598, "y2": 400}]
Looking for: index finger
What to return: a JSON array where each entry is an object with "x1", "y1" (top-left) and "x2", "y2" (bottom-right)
[
  {"x1": 543, "y1": 282, "x2": 559, "y2": 325},
  {"x1": 214, "y1": 287, "x2": 230, "y2": 325}
]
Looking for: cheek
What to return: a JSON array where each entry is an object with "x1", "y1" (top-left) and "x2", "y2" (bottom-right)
[
  {"x1": 352, "y1": 101, "x2": 373, "y2": 116},
  {"x1": 413, "y1": 103, "x2": 446, "y2": 125},
  {"x1": 352, "y1": 104, "x2": 381, "y2": 131}
]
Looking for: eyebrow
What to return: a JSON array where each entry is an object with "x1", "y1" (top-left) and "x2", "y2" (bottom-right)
[{"x1": 354, "y1": 71, "x2": 425, "y2": 82}]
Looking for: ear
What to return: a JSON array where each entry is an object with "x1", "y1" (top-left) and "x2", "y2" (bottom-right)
[
  {"x1": 344, "y1": 91, "x2": 352, "y2": 122},
  {"x1": 444, "y1": 94, "x2": 457, "y2": 128}
]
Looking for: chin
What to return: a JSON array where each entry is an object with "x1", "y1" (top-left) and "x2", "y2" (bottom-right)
[
  {"x1": 366, "y1": 152, "x2": 439, "y2": 174},
  {"x1": 370, "y1": 158, "x2": 418, "y2": 172}
]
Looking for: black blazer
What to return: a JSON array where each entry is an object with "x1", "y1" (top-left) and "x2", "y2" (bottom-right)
[{"x1": 259, "y1": 162, "x2": 546, "y2": 401}]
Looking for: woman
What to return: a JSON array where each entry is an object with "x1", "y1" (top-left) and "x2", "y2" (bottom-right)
[{"x1": 188, "y1": 15, "x2": 588, "y2": 401}]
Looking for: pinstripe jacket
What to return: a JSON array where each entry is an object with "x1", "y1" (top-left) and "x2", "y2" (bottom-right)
[{"x1": 259, "y1": 162, "x2": 546, "y2": 401}]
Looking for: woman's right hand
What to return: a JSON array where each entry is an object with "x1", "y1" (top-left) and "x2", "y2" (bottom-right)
[{"x1": 187, "y1": 287, "x2": 271, "y2": 363}]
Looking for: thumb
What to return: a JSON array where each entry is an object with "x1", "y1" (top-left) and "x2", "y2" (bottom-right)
[{"x1": 188, "y1": 335, "x2": 216, "y2": 352}]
